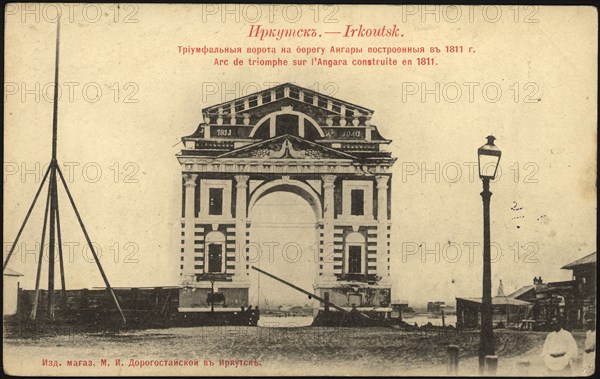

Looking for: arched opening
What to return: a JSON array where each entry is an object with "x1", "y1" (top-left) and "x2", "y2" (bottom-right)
[
  {"x1": 247, "y1": 191, "x2": 319, "y2": 321},
  {"x1": 249, "y1": 110, "x2": 324, "y2": 140},
  {"x1": 248, "y1": 179, "x2": 322, "y2": 220}
]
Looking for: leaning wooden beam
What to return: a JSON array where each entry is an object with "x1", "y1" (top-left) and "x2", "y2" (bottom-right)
[
  {"x1": 252, "y1": 265, "x2": 347, "y2": 313},
  {"x1": 31, "y1": 186, "x2": 52, "y2": 320},
  {"x1": 251, "y1": 265, "x2": 393, "y2": 327},
  {"x1": 56, "y1": 166, "x2": 126, "y2": 324},
  {"x1": 3, "y1": 166, "x2": 50, "y2": 271},
  {"x1": 55, "y1": 190, "x2": 67, "y2": 305}
]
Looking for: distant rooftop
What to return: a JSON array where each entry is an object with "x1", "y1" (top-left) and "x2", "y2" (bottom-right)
[
  {"x1": 507, "y1": 285, "x2": 535, "y2": 299},
  {"x1": 562, "y1": 252, "x2": 596, "y2": 269},
  {"x1": 456, "y1": 297, "x2": 532, "y2": 306}
]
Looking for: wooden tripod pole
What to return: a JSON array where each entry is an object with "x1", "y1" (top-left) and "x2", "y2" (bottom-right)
[
  {"x1": 9, "y1": 19, "x2": 125, "y2": 324},
  {"x1": 55, "y1": 193, "x2": 67, "y2": 305},
  {"x1": 30, "y1": 186, "x2": 52, "y2": 320}
]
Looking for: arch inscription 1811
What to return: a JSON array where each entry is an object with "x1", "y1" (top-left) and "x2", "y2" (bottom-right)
[{"x1": 177, "y1": 83, "x2": 396, "y2": 315}]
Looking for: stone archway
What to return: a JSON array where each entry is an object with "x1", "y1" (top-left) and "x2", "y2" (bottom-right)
[
  {"x1": 246, "y1": 179, "x2": 322, "y2": 303},
  {"x1": 246, "y1": 189, "x2": 320, "y2": 309},
  {"x1": 177, "y1": 83, "x2": 395, "y2": 313}
]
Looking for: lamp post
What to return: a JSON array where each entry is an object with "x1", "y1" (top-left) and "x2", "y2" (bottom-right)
[{"x1": 477, "y1": 135, "x2": 501, "y2": 373}]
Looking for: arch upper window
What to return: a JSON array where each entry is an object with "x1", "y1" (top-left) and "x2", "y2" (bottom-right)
[{"x1": 250, "y1": 111, "x2": 324, "y2": 140}]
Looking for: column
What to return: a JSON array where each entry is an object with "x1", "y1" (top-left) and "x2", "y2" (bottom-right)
[
  {"x1": 235, "y1": 175, "x2": 249, "y2": 284},
  {"x1": 376, "y1": 175, "x2": 390, "y2": 284},
  {"x1": 321, "y1": 175, "x2": 336, "y2": 282},
  {"x1": 183, "y1": 173, "x2": 198, "y2": 284}
]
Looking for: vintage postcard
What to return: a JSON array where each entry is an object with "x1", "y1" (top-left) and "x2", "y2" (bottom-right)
[{"x1": 3, "y1": 4, "x2": 597, "y2": 376}]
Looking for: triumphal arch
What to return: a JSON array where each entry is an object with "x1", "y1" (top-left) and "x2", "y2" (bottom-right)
[{"x1": 177, "y1": 83, "x2": 396, "y2": 313}]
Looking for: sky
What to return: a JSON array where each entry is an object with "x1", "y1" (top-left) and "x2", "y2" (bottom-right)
[{"x1": 4, "y1": 5, "x2": 597, "y2": 308}]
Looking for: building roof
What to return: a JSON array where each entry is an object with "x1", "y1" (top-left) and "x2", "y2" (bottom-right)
[
  {"x1": 561, "y1": 252, "x2": 596, "y2": 269},
  {"x1": 456, "y1": 297, "x2": 532, "y2": 306},
  {"x1": 182, "y1": 123, "x2": 205, "y2": 139},
  {"x1": 535, "y1": 280, "x2": 576, "y2": 294},
  {"x1": 3, "y1": 268, "x2": 23, "y2": 277},
  {"x1": 202, "y1": 82, "x2": 374, "y2": 116},
  {"x1": 507, "y1": 285, "x2": 535, "y2": 299}
]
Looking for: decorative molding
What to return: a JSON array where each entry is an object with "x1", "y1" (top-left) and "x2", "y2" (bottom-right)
[
  {"x1": 376, "y1": 175, "x2": 390, "y2": 189},
  {"x1": 234, "y1": 174, "x2": 249, "y2": 187},
  {"x1": 322, "y1": 174, "x2": 337, "y2": 187},
  {"x1": 183, "y1": 173, "x2": 197, "y2": 187},
  {"x1": 218, "y1": 135, "x2": 356, "y2": 161}
]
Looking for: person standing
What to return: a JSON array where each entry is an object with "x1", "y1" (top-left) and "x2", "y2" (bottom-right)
[
  {"x1": 541, "y1": 316, "x2": 579, "y2": 372},
  {"x1": 583, "y1": 319, "x2": 596, "y2": 375}
]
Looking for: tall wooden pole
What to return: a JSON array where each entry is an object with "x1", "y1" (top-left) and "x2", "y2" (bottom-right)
[
  {"x1": 47, "y1": 173, "x2": 57, "y2": 313},
  {"x1": 51, "y1": 17, "x2": 60, "y2": 161},
  {"x1": 47, "y1": 17, "x2": 61, "y2": 314}
]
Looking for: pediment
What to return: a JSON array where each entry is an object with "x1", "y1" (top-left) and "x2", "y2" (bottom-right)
[{"x1": 218, "y1": 135, "x2": 357, "y2": 160}]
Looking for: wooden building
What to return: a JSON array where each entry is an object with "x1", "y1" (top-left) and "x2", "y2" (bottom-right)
[
  {"x1": 456, "y1": 296, "x2": 532, "y2": 329},
  {"x1": 561, "y1": 252, "x2": 596, "y2": 328},
  {"x1": 528, "y1": 252, "x2": 596, "y2": 330},
  {"x1": 498, "y1": 252, "x2": 596, "y2": 331}
]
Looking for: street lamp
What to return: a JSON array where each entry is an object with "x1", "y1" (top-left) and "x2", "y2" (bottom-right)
[{"x1": 477, "y1": 135, "x2": 501, "y2": 373}]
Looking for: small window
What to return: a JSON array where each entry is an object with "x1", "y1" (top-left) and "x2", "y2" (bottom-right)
[
  {"x1": 348, "y1": 293, "x2": 362, "y2": 307},
  {"x1": 208, "y1": 244, "x2": 223, "y2": 273},
  {"x1": 209, "y1": 188, "x2": 223, "y2": 215},
  {"x1": 348, "y1": 245, "x2": 362, "y2": 273},
  {"x1": 350, "y1": 189, "x2": 364, "y2": 216}
]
